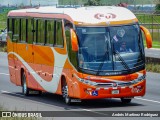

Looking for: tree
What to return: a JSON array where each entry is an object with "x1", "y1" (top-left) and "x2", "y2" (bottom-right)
[
  {"x1": 84, "y1": 0, "x2": 101, "y2": 6},
  {"x1": 154, "y1": 0, "x2": 160, "y2": 11},
  {"x1": 155, "y1": 4, "x2": 160, "y2": 11}
]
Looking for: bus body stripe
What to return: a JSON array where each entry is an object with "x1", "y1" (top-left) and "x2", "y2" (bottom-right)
[{"x1": 8, "y1": 47, "x2": 67, "y2": 93}]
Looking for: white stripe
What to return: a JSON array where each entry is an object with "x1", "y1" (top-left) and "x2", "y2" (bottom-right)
[
  {"x1": 1, "y1": 90, "x2": 10, "y2": 93},
  {"x1": 1, "y1": 90, "x2": 24, "y2": 97},
  {"x1": 135, "y1": 97, "x2": 160, "y2": 104},
  {"x1": 0, "y1": 73, "x2": 9, "y2": 76},
  {"x1": 8, "y1": 48, "x2": 67, "y2": 93},
  {"x1": 82, "y1": 109, "x2": 108, "y2": 116}
]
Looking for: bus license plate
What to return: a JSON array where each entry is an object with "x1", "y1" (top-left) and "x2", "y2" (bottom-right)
[{"x1": 112, "y1": 90, "x2": 119, "y2": 94}]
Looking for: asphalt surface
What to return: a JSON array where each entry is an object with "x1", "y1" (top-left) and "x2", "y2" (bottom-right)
[
  {"x1": 145, "y1": 48, "x2": 160, "y2": 58},
  {"x1": 0, "y1": 52, "x2": 160, "y2": 120}
]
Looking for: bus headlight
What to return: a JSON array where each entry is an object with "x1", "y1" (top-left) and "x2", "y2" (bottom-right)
[
  {"x1": 74, "y1": 74, "x2": 97, "y2": 86},
  {"x1": 130, "y1": 75, "x2": 146, "y2": 84}
]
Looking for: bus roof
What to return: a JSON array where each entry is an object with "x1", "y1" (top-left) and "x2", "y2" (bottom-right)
[{"x1": 8, "y1": 6, "x2": 138, "y2": 26}]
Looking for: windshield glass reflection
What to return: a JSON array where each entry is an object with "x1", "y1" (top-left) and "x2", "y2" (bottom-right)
[{"x1": 76, "y1": 24, "x2": 144, "y2": 75}]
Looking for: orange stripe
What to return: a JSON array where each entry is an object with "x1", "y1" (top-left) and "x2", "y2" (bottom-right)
[{"x1": 33, "y1": 46, "x2": 54, "y2": 64}]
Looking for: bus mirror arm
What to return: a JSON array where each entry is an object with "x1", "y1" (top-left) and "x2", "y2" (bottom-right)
[
  {"x1": 70, "y1": 29, "x2": 79, "y2": 52},
  {"x1": 140, "y1": 26, "x2": 152, "y2": 48}
]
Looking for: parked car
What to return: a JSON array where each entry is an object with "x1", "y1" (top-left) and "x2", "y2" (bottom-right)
[{"x1": 0, "y1": 28, "x2": 7, "y2": 46}]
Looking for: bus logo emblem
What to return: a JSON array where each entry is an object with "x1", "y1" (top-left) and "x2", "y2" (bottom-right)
[{"x1": 94, "y1": 13, "x2": 116, "y2": 20}]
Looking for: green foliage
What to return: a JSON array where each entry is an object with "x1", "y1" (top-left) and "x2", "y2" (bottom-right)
[
  {"x1": 155, "y1": 4, "x2": 160, "y2": 11},
  {"x1": 146, "y1": 63, "x2": 160, "y2": 73},
  {"x1": 0, "y1": 45, "x2": 7, "y2": 52},
  {"x1": 84, "y1": 0, "x2": 101, "y2": 6}
]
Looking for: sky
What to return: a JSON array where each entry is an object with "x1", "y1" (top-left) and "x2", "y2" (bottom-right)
[{"x1": 0, "y1": 0, "x2": 58, "y2": 6}]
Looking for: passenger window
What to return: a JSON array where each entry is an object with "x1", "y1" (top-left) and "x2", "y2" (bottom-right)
[
  {"x1": 46, "y1": 20, "x2": 54, "y2": 45},
  {"x1": 28, "y1": 19, "x2": 34, "y2": 44},
  {"x1": 8, "y1": 18, "x2": 13, "y2": 40},
  {"x1": 21, "y1": 19, "x2": 27, "y2": 42},
  {"x1": 13, "y1": 19, "x2": 20, "y2": 42},
  {"x1": 55, "y1": 20, "x2": 64, "y2": 47},
  {"x1": 33, "y1": 19, "x2": 37, "y2": 43},
  {"x1": 37, "y1": 19, "x2": 45, "y2": 44}
]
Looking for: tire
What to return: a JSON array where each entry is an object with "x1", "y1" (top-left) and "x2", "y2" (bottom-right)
[
  {"x1": 37, "y1": 91, "x2": 42, "y2": 96},
  {"x1": 22, "y1": 73, "x2": 30, "y2": 96},
  {"x1": 121, "y1": 98, "x2": 132, "y2": 104},
  {"x1": 62, "y1": 80, "x2": 72, "y2": 105}
]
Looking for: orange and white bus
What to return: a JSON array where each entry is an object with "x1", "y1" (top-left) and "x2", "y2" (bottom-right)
[{"x1": 7, "y1": 6, "x2": 152, "y2": 105}]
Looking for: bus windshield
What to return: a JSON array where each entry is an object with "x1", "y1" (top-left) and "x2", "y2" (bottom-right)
[{"x1": 76, "y1": 24, "x2": 145, "y2": 75}]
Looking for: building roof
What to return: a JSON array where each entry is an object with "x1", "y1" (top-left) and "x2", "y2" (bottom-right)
[{"x1": 8, "y1": 6, "x2": 138, "y2": 26}]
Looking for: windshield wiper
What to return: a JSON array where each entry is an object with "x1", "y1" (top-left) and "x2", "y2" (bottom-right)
[
  {"x1": 96, "y1": 50, "x2": 109, "y2": 76},
  {"x1": 113, "y1": 50, "x2": 131, "y2": 72}
]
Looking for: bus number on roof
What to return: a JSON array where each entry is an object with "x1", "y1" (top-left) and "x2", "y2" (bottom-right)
[{"x1": 94, "y1": 13, "x2": 116, "y2": 20}]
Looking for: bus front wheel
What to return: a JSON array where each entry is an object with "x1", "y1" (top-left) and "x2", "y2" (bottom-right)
[
  {"x1": 22, "y1": 73, "x2": 30, "y2": 96},
  {"x1": 121, "y1": 98, "x2": 132, "y2": 104},
  {"x1": 62, "y1": 80, "x2": 72, "y2": 105}
]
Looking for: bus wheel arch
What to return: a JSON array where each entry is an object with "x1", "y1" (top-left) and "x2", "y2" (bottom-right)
[{"x1": 61, "y1": 75, "x2": 72, "y2": 105}]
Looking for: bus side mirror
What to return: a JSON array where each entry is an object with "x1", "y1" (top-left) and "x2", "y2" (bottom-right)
[
  {"x1": 140, "y1": 26, "x2": 152, "y2": 48},
  {"x1": 70, "y1": 29, "x2": 78, "y2": 52}
]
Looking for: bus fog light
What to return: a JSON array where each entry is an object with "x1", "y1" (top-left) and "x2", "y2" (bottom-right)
[
  {"x1": 137, "y1": 86, "x2": 143, "y2": 92},
  {"x1": 132, "y1": 86, "x2": 143, "y2": 93},
  {"x1": 137, "y1": 86, "x2": 142, "y2": 89}
]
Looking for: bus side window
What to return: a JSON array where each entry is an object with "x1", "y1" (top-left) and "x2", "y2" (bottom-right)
[
  {"x1": 8, "y1": 18, "x2": 13, "y2": 40},
  {"x1": 55, "y1": 20, "x2": 64, "y2": 48},
  {"x1": 28, "y1": 19, "x2": 34, "y2": 44},
  {"x1": 12, "y1": 19, "x2": 20, "y2": 42},
  {"x1": 64, "y1": 20, "x2": 77, "y2": 68},
  {"x1": 37, "y1": 19, "x2": 45, "y2": 45},
  {"x1": 33, "y1": 19, "x2": 37, "y2": 43},
  {"x1": 46, "y1": 20, "x2": 54, "y2": 45},
  {"x1": 21, "y1": 19, "x2": 27, "y2": 42}
]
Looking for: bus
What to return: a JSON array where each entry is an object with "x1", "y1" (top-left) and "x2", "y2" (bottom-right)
[{"x1": 7, "y1": 6, "x2": 152, "y2": 105}]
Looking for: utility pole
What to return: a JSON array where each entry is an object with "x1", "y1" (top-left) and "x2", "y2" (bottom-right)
[{"x1": 30, "y1": 0, "x2": 32, "y2": 6}]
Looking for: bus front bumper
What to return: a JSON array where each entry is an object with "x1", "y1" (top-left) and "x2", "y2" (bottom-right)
[{"x1": 79, "y1": 80, "x2": 146, "y2": 99}]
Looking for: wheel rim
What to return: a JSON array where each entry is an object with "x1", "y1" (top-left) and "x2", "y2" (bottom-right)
[{"x1": 62, "y1": 85, "x2": 70, "y2": 103}]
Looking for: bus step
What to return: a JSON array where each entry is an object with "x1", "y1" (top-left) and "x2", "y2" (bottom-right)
[{"x1": 71, "y1": 99, "x2": 81, "y2": 102}]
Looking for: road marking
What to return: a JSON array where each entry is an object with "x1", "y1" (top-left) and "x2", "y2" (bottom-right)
[
  {"x1": 135, "y1": 97, "x2": 160, "y2": 104},
  {"x1": 81, "y1": 97, "x2": 160, "y2": 115},
  {"x1": 1, "y1": 90, "x2": 24, "y2": 97},
  {"x1": 82, "y1": 109, "x2": 108, "y2": 116},
  {"x1": 0, "y1": 73, "x2": 9, "y2": 76}
]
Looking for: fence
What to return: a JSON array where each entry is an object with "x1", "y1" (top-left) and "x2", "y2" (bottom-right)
[{"x1": 135, "y1": 12, "x2": 160, "y2": 44}]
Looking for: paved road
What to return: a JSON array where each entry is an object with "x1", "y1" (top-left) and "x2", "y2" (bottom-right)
[
  {"x1": 0, "y1": 52, "x2": 160, "y2": 120},
  {"x1": 145, "y1": 48, "x2": 160, "y2": 58}
]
